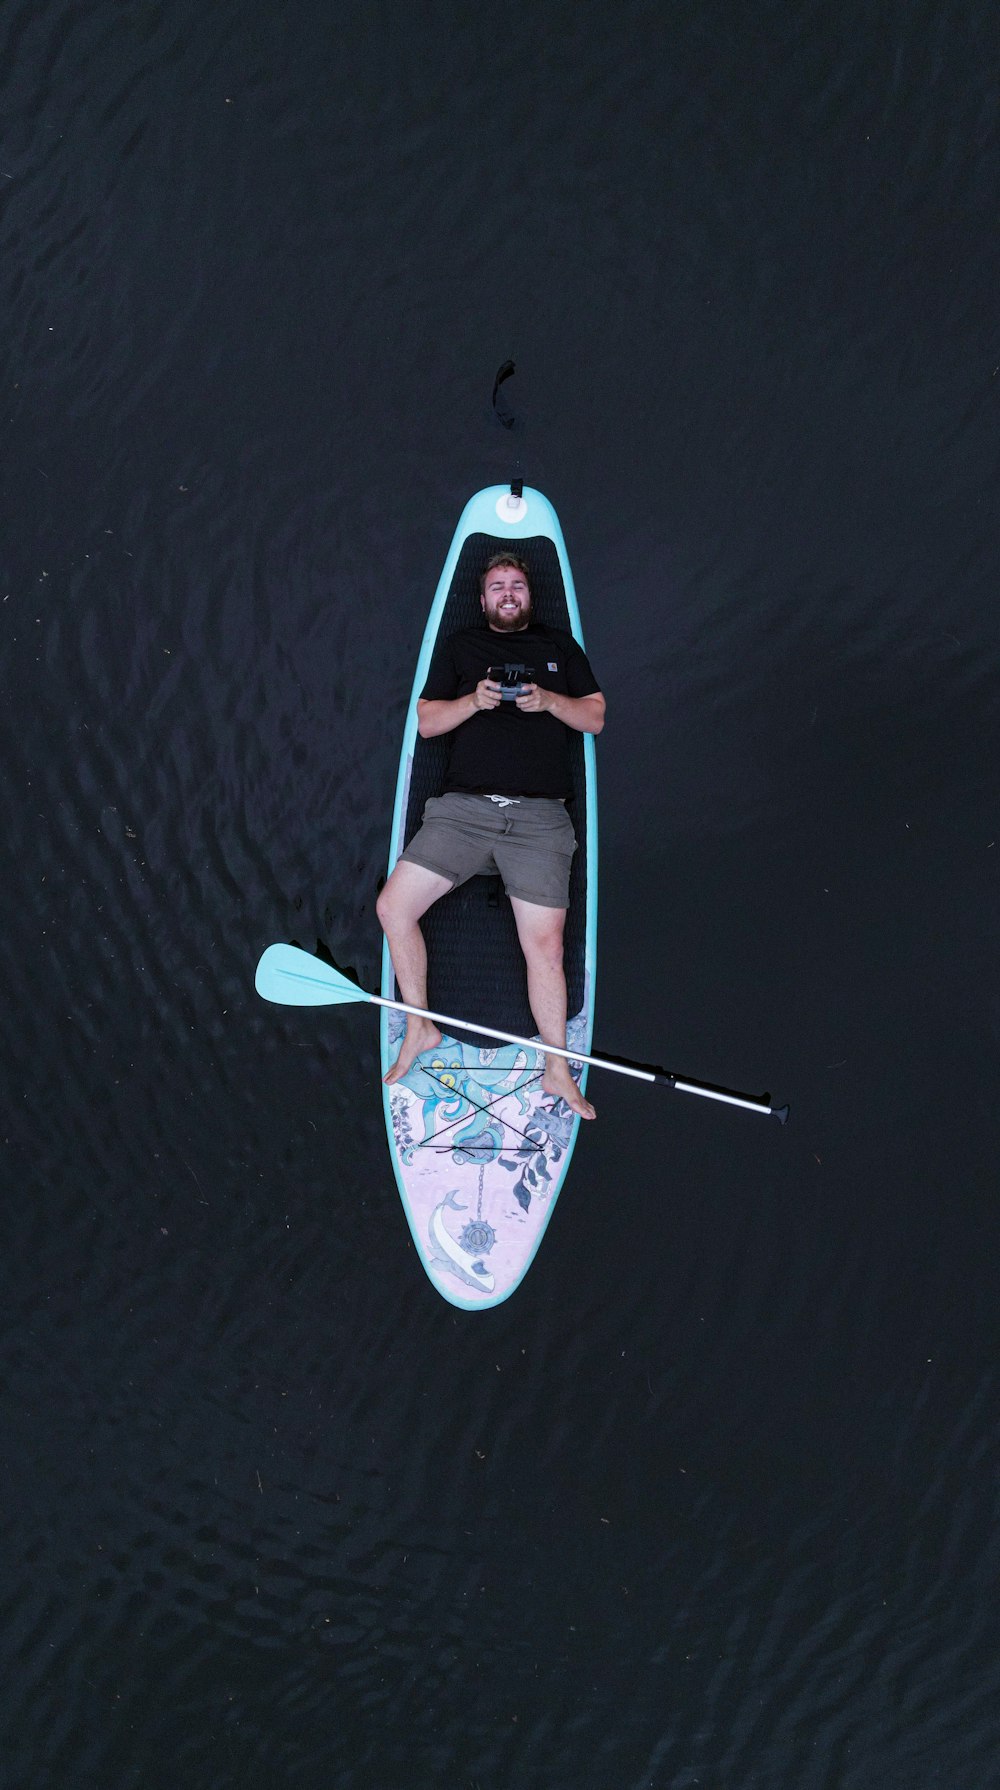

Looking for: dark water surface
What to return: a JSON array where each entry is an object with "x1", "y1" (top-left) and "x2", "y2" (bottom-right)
[{"x1": 3, "y1": 1, "x2": 1000, "y2": 1784}]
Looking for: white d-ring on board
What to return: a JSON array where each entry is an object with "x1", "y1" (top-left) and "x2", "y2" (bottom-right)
[{"x1": 496, "y1": 493, "x2": 527, "y2": 524}]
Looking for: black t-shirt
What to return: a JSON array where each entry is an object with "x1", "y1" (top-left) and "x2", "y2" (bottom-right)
[{"x1": 420, "y1": 622, "x2": 601, "y2": 798}]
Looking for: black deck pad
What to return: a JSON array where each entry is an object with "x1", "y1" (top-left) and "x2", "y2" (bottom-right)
[{"x1": 402, "y1": 533, "x2": 588, "y2": 1042}]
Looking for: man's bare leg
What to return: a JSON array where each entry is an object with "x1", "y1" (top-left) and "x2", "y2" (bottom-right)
[
  {"x1": 376, "y1": 860, "x2": 453, "y2": 1083},
  {"x1": 509, "y1": 896, "x2": 596, "y2": 1120}
]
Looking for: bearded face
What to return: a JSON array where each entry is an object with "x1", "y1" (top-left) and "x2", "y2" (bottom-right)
[{"x1": 481, "y1": 563, "x2": 532, "y2": 631}]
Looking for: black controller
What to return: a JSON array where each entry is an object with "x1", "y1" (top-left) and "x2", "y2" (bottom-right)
[{"x1": 488, "y1": 664, "x2": 536, "y2": 701}]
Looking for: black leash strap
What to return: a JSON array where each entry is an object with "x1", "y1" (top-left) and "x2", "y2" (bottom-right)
[{"x1": 492, "y1": 359, "x2": 517, "y2": 429}]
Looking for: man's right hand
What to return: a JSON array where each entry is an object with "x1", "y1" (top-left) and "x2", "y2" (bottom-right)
[
  {"x1": 417, "y1": 682, "x2": 501, "y2": 738},
  {"x1": 473, "y1": 677, "x2": 502, "y2": 711}
]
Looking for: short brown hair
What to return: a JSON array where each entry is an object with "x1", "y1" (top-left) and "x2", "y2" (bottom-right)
[{"x1": 479, "y1": 553, "x2": 531, "y2": 596}]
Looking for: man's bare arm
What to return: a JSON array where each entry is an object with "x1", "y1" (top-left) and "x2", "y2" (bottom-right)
[
  {"x1": 417, "y1": 677, "x2": 501, "y2": 738},
  {"x1": 514, "y1": 687, "x2": 606, "y2": 734}
]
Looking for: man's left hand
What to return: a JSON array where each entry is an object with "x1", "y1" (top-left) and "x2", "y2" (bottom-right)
[{"x1": 514, "y1": 682, "x2": 551, "y2": 714}]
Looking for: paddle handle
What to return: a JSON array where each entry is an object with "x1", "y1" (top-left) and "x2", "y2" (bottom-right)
[{"x1": 373, "y1": 992, "x2": 783, "y2": 1120}]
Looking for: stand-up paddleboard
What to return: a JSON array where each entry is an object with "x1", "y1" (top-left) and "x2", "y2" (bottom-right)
[{"x1": 381, "y1": 484, "x2": 597, "y2": 1310}]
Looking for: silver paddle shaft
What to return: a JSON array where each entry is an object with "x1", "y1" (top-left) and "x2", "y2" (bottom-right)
[{"x1": 373, "y1": 993, "x2": 776, "y2": 1117}]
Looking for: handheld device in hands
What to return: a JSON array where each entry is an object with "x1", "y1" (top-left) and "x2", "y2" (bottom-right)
[{"x1": 488, "y1": 664, "x2": 536, "y2": 701}]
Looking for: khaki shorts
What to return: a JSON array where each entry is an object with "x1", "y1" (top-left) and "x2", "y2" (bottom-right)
[{"x1": 399, "y1": 792, "x2": 577, "y2": 909}]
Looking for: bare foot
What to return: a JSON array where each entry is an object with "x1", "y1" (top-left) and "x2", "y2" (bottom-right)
[
  {"x1": 384, "y1": 1016, "x2": 443, "y2": 1085},
  {"x1": 542, "y1": 1055, "x2": 596, "y2": 1119}
]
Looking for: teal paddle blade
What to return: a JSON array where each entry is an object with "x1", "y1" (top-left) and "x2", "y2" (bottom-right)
[{"x1": 254, "y1": 943, "x2": 370, "y2": 1008}]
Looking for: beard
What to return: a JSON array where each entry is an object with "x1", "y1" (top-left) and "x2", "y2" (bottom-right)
[{"x1": 486, "y1": 596, "x2": 533, "y2": 631}]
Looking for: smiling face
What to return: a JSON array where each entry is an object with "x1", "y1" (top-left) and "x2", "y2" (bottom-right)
[{"x1": 480, "y1": 557, "x2": 533, "y2": 632}]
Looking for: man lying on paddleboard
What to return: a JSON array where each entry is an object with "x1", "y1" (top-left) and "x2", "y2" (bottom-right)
[{"x1": 377, "y1": 553, "x2": 605, "y2": 1120}]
